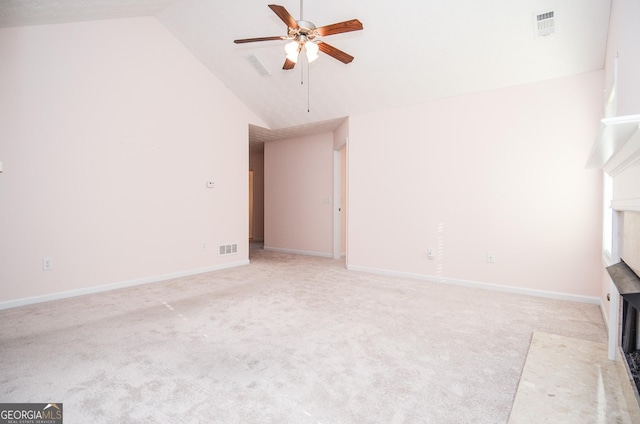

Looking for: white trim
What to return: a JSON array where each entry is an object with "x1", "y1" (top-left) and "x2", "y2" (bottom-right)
[
  {"x1": 333, "y1": 150, "x2": 341, "y2": 259},
  {"x1": 608, "y1": 282, "x2": 620, "y2": 361},
  {"x1": 0, "y1": 260, "x2": 249, "y2": 311},
  {"x1": 612, "y1": 197, "x2": 640, "y2": 212},
  {"x1": 585, "y1": 114, "x2": 640, "y2": 170},
  {"x1": 344, "y1": 138, "x2": 349, "y2": 267},
  {"x1": 603, "y1": 254, "x2": 616, "y2": 268},
  {"x1": 606, "y1": 146, "x2": 640, "y2": 176},
  {"x1": 263, "y1": 246, "x2": 332, "y2": 258},
  {"x1": 347, "y1": 264, "x2": 600, "y2": 305}
]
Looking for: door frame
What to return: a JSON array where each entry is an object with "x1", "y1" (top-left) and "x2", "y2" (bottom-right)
[
  {"x1": 249, "y1": 169, "x2": 254, "y2": 240},
  {"x1": 332, "y1": 140, "x2": 347, "y2": 260}
]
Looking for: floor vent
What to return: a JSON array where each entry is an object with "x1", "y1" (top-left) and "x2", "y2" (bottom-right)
[
  {"x1": 219, "y1": 243, "x2": 238, "y2": 256},
  {"x1": 534, "y1": 10, "x2": 555, "y2": 37}
]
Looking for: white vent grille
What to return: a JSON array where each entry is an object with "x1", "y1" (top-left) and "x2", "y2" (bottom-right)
[
  {"x1": 534, "y1": 11, "x2": 555, "y2": 37},
  {"x1": 219, "y1": 243, "x2": 238, "y2": 256},
  {"x1": 245, "y1": 54, "x2": 271, "y2": 76}
]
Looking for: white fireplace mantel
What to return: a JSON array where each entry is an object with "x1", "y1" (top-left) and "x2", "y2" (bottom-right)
[
  {"x1": 586, "y1": 114, "x2": 640, "y2": 176},
  {"x1": 587, "y1": 114, "x2": 640, "y2": 364},
  {"x1": 586, "y1": 114, "x2": 640, "y2": 213}
]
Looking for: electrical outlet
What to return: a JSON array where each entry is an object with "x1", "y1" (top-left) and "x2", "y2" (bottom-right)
[
  {"x1": 427, "y1": 247, "x2": 435, "y2": 259},
  {"x1": 43, "y1": 257, "x2": 53, "y2": 270},
  {"x1": 487, "y1": 252, "x2": 496, "y2": 263},
  {"x1": 202, "y1": 242, "x2": 207, "y2": 250}
]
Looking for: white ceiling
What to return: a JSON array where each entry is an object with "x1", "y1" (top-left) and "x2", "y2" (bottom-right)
[
  {"x1": 0, "y1": 0, "x2": 612, "y2": 144},
  {"x1": 0, "y1": 0, "x2": 177, "y2": 26}
]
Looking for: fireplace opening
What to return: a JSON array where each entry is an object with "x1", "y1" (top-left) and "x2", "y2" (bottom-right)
[
  {"x1": 607, "y1": 211, "x2": 640, "y2": 399},
  {"x1": 608, "y1": 260, "x2": 640, "y2": 396},
  {"x1": 621, "y1": 288, "x2": 640, "y2": 393}
]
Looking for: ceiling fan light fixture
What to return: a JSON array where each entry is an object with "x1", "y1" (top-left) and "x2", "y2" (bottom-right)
[
  {"x1": 305, "y1": 41, "x2": 319, "y2": 63},
  {"x1": 285, "y1": 40, "x2": 300, "y2": 63},
  {"x1": 234, "y1": 4, "x2": 363, "y2": 70}
]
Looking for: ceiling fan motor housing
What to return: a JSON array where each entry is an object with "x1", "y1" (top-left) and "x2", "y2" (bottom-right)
[{"x1": 289, "y1": 20, "x2": 318, "y2": 39}]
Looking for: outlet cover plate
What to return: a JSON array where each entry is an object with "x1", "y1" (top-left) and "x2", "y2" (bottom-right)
[{"x1": 43, "y1": 257, "x2": 53, "y2": 270}]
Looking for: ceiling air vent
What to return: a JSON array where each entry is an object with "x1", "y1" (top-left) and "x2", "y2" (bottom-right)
[
  {"x1": 245, "y1": 54, "x2": 271, "y2": 77},
  {"x1": 534, "y1": 10, "x2": 555, "y2": 37}
]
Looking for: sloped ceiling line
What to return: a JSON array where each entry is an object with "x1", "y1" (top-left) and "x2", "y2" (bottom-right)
[{"x1": 0, "y1": 0, "x2": 612, "y2": 137}]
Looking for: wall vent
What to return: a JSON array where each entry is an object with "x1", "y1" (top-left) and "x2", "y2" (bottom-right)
[
  {"x1": 219, "y1": 243, "x2": 238, "y2": 256},
  {"x1": 245, "y1": 54, "x2": 271, "y2": 77},
  {"x1": 534, "y1": 10, "x2": 555, "y2": 37}
]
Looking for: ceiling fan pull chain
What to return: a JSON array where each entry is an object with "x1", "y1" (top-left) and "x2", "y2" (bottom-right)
[{"x1": 307, "y1": 61, "x2": 311, "y2": 113}]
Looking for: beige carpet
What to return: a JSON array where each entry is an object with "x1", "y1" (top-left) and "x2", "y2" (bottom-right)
[{"x1": 0, "y1": 247, "x2": 607, "y2": 423}]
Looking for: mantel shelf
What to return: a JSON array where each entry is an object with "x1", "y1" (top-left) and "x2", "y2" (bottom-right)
[{"x1": 585, "y1": 114, "x2": 640, "y2": 173}]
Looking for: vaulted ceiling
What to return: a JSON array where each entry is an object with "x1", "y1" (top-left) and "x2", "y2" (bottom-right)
[{"x1": 0, "y1": 0, "x2": 612, "y2": 141}]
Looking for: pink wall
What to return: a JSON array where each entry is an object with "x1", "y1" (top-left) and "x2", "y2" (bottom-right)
[
  {"x1": 333, "y1": 119, "x2": 349, "y2": 150},
  {"x1": 264, "y1": 132, "x2": 334, "y2": 256},
  {"x1": 0, "y1": 17, "x2": 264, "y2": 305},
  {"x1": 348, "y1": 71, "x2": 604, "y2": 298}
]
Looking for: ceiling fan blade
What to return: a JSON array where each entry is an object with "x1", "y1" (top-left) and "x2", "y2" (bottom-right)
[
  {"x1": 268, "y1": 4, "x2": 299, "y2": 29},
  {"x1": 234, "y1": 36, "x2": 285, "y2": 44},
  {"x1": 317, "y1": 42, "x2": 354, "y2": 64},
  {"x1": 315, "y1": 19, "x2": 363, "y2": 37},
  {"x1": 283, "y1": 58, "x2": 296, "y2": 70}
]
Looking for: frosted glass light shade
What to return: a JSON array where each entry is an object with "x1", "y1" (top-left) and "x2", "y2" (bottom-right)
[
  {"x1": 305, "y1": 41, "x2": 319, "y2": 63},
  {"x1": 285, "y1": 41, "x2": 299, "y2": 63}
]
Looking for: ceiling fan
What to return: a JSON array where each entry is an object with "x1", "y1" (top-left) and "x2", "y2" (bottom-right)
[{"x1": 234, "y1": 4, "x2": 363, "y2": 70}]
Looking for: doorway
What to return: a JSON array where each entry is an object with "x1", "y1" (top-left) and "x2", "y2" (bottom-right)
[
  {"x1": 249, "y1": 169, "x2": 254, "y2": 240},
  {"x1": 333, "y1": 144, "x2": 347, "y2": 260}
]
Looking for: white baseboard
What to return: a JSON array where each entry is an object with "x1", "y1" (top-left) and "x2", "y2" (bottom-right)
[
  {"x1": 263, "y1": 246, "x2": 332, "y2": 258},
  {"x1": 0, "y1": 260, "x2": 250, "y2": 311},
  {"x1": 600, "y1": 300, "x2": 610, "y2": 329},
  {"x1": 347, "y1": 264, "x2": 601, "y2": 305}
]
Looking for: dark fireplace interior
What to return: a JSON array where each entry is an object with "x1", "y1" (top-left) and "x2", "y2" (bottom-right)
[
  {"x1": 607, "y1": 210, "x2": 640, "y2": 396},
  {"x1": 623, "y1": 299, "x2": 640, "y2": 393},
  {"x1": 617, "y1": 268, "x2": 640, "y2": 394}
]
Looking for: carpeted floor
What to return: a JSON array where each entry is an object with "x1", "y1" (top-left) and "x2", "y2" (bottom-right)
[{"x1": 0, "y1": 246, "x2": 607, "y2": 423}]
